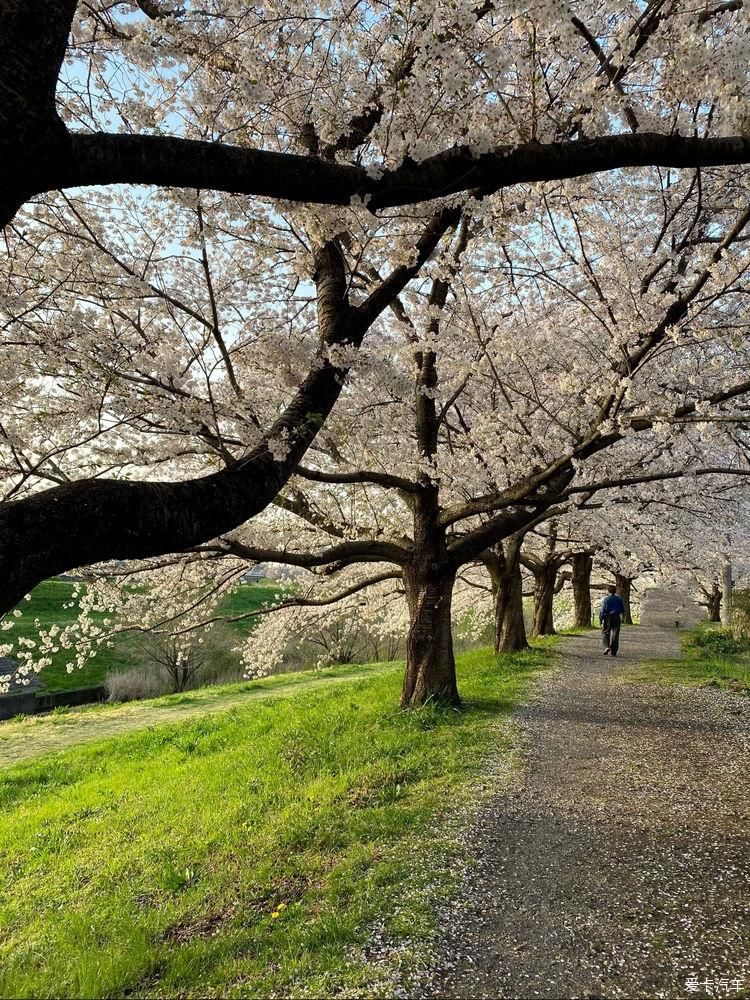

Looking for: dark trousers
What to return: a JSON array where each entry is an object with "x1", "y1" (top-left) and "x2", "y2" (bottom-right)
[{"x1": 602, "y1": 615, "x2": 621, "y2": 655}]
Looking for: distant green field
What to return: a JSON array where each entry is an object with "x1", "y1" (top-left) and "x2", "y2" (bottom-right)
[
  {"x1": 212, "y1": 582, "x2": 282, "y2": 635},
  {"x1": 4, "y1": 580, "x2": 281, "y2": 693}
]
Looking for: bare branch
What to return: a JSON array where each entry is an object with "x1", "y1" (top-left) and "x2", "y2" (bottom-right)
[
  {"x1": 295, "y1": 465, "x2": 418, "y2": 493},
  {"x1": 206, "y1": 536, "x2": 409, "y2": 569}
]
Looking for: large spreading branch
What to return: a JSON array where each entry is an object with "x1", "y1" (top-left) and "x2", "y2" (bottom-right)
[
  {"x1": 204, "y1": 537, "x2": 409, "y2": 570},
  {"x1": 521, "y1": 548, "x2": 574, "y2": 574},
  {"x1": 0, "y1": 205, "x2": 456, "y2": 612},
  {"x1": 444, "y1": 382, "x2": 750, "y2": 567},
  {"x1": 4, "y1": 1, "x2": 750, "y2": 226},
  {"x1": 448, "y1": 499, "x2": 571, "y2": 568},
  {"x1": 296, "y1": 466, "x2": 418, "y2": 492},
  {"x1": 7, "y1": 132, "x2": 750, "y2": 231},
  {"x1": 438, "y1": 455, "x2": 577, "y2": 527}
]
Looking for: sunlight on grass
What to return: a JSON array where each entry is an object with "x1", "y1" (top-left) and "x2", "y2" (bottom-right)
[
  {"x1": 0, "y1": 643, "x2": 555, "y2": 999},
  {"x1": 626, "y1": 624, "x2": 750, "y2": 692}
]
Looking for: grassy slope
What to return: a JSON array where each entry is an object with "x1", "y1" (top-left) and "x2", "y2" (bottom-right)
[
  {"x1": 0, "y1": 642, "x2": 555, "y2": 1000},
  {"x1": 628, "y1": 625, "x2": 750, "y2": 691},
  {"x1": 5, "y1": 580, "x2": 280, "y2": 692},
  {"x1": 0, "y1": 662, "x2": 396, "y2": 770}
]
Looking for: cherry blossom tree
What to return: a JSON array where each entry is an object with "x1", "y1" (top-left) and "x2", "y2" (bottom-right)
[
  {"x1": 0, "y1": 184, "x2": 460, "y2": 611},
  {"x1": 172, "y1": 163, "x2": 750, "y2": 705},
  {"x1": 479, "y1": 535, "x2": 530, "y2": 652},
  {"x1": 520, "y1": 524, "x2": 575, "y2": 637},
  {"x1": 4, "y1": 0, "x2": 750, "y2": 608}
]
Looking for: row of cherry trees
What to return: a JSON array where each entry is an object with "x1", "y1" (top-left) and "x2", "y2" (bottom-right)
[
  {"x1": 3, "y1": 475, "x2": 741, "y2": 701},
  {"x1": 5, "y1": 161, "x2": 750, "y2": 702},
  {"x1": 3, "y1": 0, "x2": 750, "y2": 704}
]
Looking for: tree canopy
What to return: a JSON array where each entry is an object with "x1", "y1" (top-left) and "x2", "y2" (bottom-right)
[{"x1": 3, "y1": 0, "x2": 750, "y2": 703}]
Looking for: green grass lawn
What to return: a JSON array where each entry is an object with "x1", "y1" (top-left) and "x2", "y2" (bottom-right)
[
  {"x1": 0, "y1": 662, "x2": 397, "y2": 770},
  {"x1": 627, "y1": 624, "x2": 750, "y2": 691},
  {"x1": 0, "y1": 642, "x2": 555, "y2": 999},
  {"x1": 4, "y1": 580, "x2": 281, "y2": 693}
]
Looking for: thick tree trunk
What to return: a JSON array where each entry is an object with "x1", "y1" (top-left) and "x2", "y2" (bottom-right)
[
  {"x1": 707, "y1": 584, "x2": 722, "y2": 623},
  {"x1": 400, "y1": 315, "x2": 462, "y2": 708},
  {"x1": 0, "y1": 0, "x2": 78, "y2": 225},
  {"x1": 482, "y1": 538, "x2": 530, "y2": 653},
  {"x1": 481, "y1": 545, "x2": 507, "y2": 653},
  {"x1": 614, "y1": 574, "x2": 634, "y2": 625},
  {"x1": 571, "y1": 552, "x2": 594, "y2": 628},
  {"x1": 722, "y1": 556, "x2": 733, "y2": 627},
  {"x1": 498, "y1": 538, "x2": 529, "y2": 652},
  {"x1": 492, "y1": 579, "x2": 505, "y2": 653},
  {"x1": 531, "y1": 563, "x2": 557, "y2": 636},
  {"x1": 499, "y1": 565, "x2": 529, "y2": 652},
  {"x1": 401, "y1": 569, "x2": 459, "y2": 708}
]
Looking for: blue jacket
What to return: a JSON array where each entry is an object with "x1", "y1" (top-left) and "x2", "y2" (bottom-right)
[{"x1": 599, "y1": 594, "x2": 625, "y2": 623}]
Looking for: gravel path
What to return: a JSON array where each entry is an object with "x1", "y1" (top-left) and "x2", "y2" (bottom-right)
[{"x1": 426, "y1": 623, "x2": 750, "y2": 1000}]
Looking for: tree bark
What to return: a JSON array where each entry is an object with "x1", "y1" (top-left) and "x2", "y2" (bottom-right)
[
  {"x1": 498, "y1": 537, "x2": 530, "y2": 652},
  {"x1": 481, "y1": 544, "x2": 507, "y2": 652},
  {"x1": 614, "y1": 574, "x2": 634, "y2": 624},
  {"x1": 400, "y1": 270, "x2": 463, "y2": 708},
  {"x1": 492, "y1": 574, "x2": 506, "y2": 653},
  {"x1": 399, "y1": 475, "x2": 461, "y2": 708},
  {"x1": 0, "y1": 0, "x2": 78, "y2": 225},
  {"x1": 706, "y1": 583, "x2": 722, "y2": 623},
  {"x1": 481, "y1": 536, "x2": 530, "y2": 653},
  {"x1": 722, "y1": 555, "x2": 733, "y2": 627},
  {"x1": 531, "y1": 562, "x2": 558, "y2": 636},
  {"x1": 571, "y1": 551, "x2": 594, "y2": 628},
  {"x1": 401, "y1": 567, "x2": 460, "y2": 708}
]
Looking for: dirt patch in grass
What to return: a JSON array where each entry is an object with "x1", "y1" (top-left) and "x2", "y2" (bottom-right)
[{"x1": 163, "y1": 906, "x2": 236, "y2": 944}]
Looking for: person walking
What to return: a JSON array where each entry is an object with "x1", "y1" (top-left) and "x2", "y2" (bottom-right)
[{"x1": 599, "y1": 584, "x2": 626, "y2": 656}]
